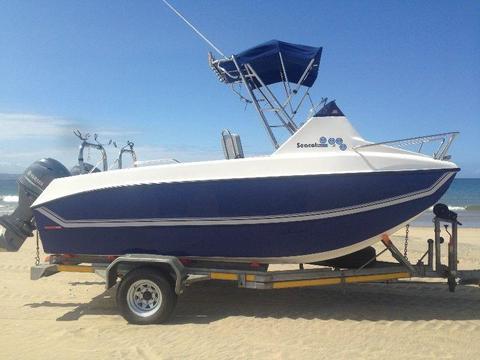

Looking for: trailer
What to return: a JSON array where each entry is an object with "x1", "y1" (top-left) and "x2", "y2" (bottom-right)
[{"x1": 30, "y1": 215, "x2": 480, "y2": 325}]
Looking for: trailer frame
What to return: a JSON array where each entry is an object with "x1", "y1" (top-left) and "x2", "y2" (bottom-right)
[{"x1": 30, "y1": 215, "x2": 480, "y2": 324}]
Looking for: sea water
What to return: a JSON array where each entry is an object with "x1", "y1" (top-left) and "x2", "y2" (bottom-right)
[
  {"x1": 0, "y1": 175, "x2": 479, "y2": 227},
  {"x1": 412, "y1": 178, "x2": 480, "y2": 227},
  {"x1": 0, "y1": 175, "x2": 18, "y2": 216}
]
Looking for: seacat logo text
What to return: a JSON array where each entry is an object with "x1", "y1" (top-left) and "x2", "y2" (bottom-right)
[{"x1": 296, "y1": 137, "x2": 347, "y2": 151}]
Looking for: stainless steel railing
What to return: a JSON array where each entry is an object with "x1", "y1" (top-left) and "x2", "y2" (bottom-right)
[{"x1": 354, "y1": 132, "x2": 459, "y2": 160}]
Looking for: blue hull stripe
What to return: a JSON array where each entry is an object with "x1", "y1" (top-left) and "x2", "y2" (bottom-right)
[
  {"x1": 37, "y1": 169, "x2": 456, "y2": 220},
  {"x1": 33, "y1": 168, "x2": 458, "y2": 258},
  {"x1": 36, "y1": 171, "x2": 453, "y2": 228}
]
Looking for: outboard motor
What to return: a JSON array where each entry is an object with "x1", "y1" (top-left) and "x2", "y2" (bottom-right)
[{"x1": 0, "y1": 158, "x2": 70, "y2": 251}]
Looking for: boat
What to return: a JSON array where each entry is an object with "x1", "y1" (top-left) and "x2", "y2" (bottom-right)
[
  {"x1": 29, "y1": 40, "x2": 460, "y2": 263},
  {"x1": 1, "y1": 40, "x2": 459, "y2": 263}
]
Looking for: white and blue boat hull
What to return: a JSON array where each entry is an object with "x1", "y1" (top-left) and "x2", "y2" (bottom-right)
[
  {"x1": 32, "y1": 168, "x2": 457, "y2": 263},
  {"x1": 30, "y1": 112, "x2": 460, "y2": 263}
]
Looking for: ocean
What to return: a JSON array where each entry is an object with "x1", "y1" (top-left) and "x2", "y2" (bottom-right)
[
  {"x1": 0, "y1": 174, "x2": 19, "y2": 216},
  {"x1": 412, "y1": 178, "x2": 480, "y2": 227},
  {"x1": 0, "y1": 175, "x2": 479, "y2": 227}
]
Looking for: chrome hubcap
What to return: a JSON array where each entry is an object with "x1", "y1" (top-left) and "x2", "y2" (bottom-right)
[{"x1": 127, "y1": 279, "x2": 162, "y2": 317}]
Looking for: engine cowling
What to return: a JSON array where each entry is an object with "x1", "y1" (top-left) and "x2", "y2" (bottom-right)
[{"x1": 0, "y1": 158, "x2": 70, "y2": 251}]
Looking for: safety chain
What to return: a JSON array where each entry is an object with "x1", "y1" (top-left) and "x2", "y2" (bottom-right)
[
  {"x1": 403, "y1": 224, "x2": 410, "y2": 260},
  {"x1": 35, "y1": 230, "x2": 40, "y2": 266}
]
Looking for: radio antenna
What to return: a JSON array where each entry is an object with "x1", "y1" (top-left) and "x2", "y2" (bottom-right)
[{"x1": 161, "y1": 0, "x2": 227, "y2": 58}]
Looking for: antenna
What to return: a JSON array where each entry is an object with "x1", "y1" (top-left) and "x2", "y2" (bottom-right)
[{"x1": 161, "y1": 0, "x2": 227, "y2": 58}]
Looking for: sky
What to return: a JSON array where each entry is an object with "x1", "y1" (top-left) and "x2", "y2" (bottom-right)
[{"x1": 0, "y1": 0, "x2": 479, "y2": 176}]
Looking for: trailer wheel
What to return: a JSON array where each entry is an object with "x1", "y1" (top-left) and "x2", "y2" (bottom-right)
[{"x1": 117, "y1": 268, "x2": 177, "y2": 324}]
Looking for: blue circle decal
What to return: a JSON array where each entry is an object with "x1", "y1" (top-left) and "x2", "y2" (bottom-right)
[
  {"x1": 328, "y1": 137, "x2": 335, "y2": 145},
  {"x1": 336, "y1": 137, "x2": 343, "y2": 145},
  {"x1": 340, "y1": 144, "x2": 347, "y2": 151},
  {"x1": 320, "y1": 136, "x2": 327, "y2": 144}
]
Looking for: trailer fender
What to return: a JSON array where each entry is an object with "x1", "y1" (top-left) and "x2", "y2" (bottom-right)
[{"x1": 105, "y1": 255, "x2": 186, "y2": 295}]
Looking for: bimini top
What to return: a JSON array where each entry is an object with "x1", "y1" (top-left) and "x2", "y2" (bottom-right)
[{"x1": 212, "y1": 40, "x2": 322, "y2": 87}]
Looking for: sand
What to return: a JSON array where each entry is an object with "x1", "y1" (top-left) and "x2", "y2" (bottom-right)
[{"x1": 0, "y1": 226, "x2": 479, "y2": 359}]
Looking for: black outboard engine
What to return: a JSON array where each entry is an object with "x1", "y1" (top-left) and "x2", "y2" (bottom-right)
[{"x1": 0, "y1": 158, "x2": 70, "y2": 251}]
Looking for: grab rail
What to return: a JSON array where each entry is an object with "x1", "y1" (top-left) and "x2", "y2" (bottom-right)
[
  {"x1": 354, "y1": 132, "x2": 459, "y2": 160},
  {"x1": 117, "y1": 141, "x2": 138, "y2": 169},
  {"x1": 74, "y1": 130, "x2": 109, "y2": 173}
]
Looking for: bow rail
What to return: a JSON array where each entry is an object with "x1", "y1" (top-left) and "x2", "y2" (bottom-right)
[{"x1": 355, "y1": 132, "x2": 459, "y2": 160}]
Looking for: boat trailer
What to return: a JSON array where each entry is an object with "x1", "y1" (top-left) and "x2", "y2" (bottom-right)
[{"x1": 30, "y1": 215, "x2": 480, "y2": 324}]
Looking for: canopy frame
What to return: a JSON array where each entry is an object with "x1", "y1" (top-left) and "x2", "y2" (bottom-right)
[{"x1": 209, "y1": 46, "x2": 320, "y2": 149}]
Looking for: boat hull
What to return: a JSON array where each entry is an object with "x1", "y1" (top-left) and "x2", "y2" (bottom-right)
[{"x1": 33, "y1": 168, "x2": 458, "y2": 263}]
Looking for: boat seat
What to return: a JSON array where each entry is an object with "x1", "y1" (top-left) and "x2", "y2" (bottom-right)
[{"x1": 221, "y1": 130, "x2": 244, "y2": 159}]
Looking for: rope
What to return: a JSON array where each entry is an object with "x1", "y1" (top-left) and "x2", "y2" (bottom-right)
[{"x1": 161, "y1": 0, "x2": 227, "y2": 58}]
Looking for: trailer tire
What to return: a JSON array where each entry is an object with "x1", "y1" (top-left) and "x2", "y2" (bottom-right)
[{"x1": 117, "y1": 268, "x2": 177, "y2": 324}]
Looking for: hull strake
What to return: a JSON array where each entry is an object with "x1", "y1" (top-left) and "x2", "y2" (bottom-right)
[{"x1": 33, "y1": 168, "x2": 457, "y2": 262}]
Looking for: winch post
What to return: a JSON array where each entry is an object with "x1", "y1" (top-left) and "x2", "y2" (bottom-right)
[
  {"x1": 448, "y1": 221, "x2": 458, "y2": 279},
  {"x1": 434, "y1": 217, "x2": 442, "y2": 274},
  {"x1": 448, "y1": 220, "x2": 458, "y2": 276},
  {"x1": 434, "y1": 216, "x2": 460, "y2": 292}
]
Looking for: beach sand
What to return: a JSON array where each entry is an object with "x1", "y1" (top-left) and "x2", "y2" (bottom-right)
[{"x1": 0, "y1": 227, "x2": 479, "y2": 359}]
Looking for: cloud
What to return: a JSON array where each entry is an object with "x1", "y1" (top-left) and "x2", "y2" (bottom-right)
[
  {"x1": 0, "y1": 112, "x2": 129, "y2": 173},
  {"x1": 91, "y1": 129, "x2": 142, "y2": 138},
  {"x1": 0, "y1": 113, "x2": 141, "y2": 142},
  {"x1": 0, "y1": 112, "x2": 224, "y2": 173},
  {"x1": 0, "y1": 145, "x2": 77, "y2": 174},
  {"x1": 0, "y1": 113, "x2": 76, "y2": 140}
]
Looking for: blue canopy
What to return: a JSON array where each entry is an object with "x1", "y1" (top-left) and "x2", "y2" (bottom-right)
[{"x1": 216, "y1": 40, "x2": 322, "y2": 88}]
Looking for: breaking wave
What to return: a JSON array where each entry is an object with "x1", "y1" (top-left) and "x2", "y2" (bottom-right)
[
  {"x1": 428, "y1": 205, "x2": 480, "y2": 212},
  {"x1": 0, "y1": 195, "x2": 18, "y2": 203}
]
